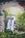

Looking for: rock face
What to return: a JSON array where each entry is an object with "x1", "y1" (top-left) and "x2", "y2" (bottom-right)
[
  {"x1": 0, "y1": 4, "x2": 5, "y2": 32},
  {"x1": 0, "y1": 16, "x2": 5, "y2": 32},
  {"x1": 0, "y1": 11, "x2": 5, "y2": 32}
]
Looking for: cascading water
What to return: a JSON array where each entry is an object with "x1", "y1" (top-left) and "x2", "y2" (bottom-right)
[{"x1": 6, "y1": 16, "x2": 16, "y2": 31}]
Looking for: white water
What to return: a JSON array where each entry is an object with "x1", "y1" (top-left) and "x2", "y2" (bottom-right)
[{"x1": 6, "y1": 16, "x2": 15, "y2": 31}]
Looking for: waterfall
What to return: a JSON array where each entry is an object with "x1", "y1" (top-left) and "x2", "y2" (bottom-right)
[{"x1": 6, "y1": 16, "x2": 15, "y2": 31}]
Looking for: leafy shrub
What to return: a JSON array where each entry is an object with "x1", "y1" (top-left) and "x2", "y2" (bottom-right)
[
  {"x1": 16, "y1": 11, "x2": 25, "y2": 31},
  {"x1": 0, "y1": 32, "x2": 25, "y2": 38}
]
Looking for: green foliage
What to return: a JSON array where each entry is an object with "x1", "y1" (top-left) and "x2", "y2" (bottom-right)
[
  {"x1": 0, "y1": 32, "x2": 25, "y2": 38},
  {"x1": 3, "y1": 10, "x2": 8, "y2": 17},
  {"x1": 3, "y1": 10, "x2": 12, "y2": 17},
  {"x1": 16, "y1": 11, "x2": 25, "y2": 31}
]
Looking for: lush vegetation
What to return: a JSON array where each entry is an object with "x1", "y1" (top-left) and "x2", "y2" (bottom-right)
[
  {"x1": 0, "y1": 32, "x2": 25, "y2": 38},
  {"x1": 16, "y1": 11, "x2": 25, "y2": 31},
  {"x1": 3, "y1": 10, "x2": 25, "y2": 38}
]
